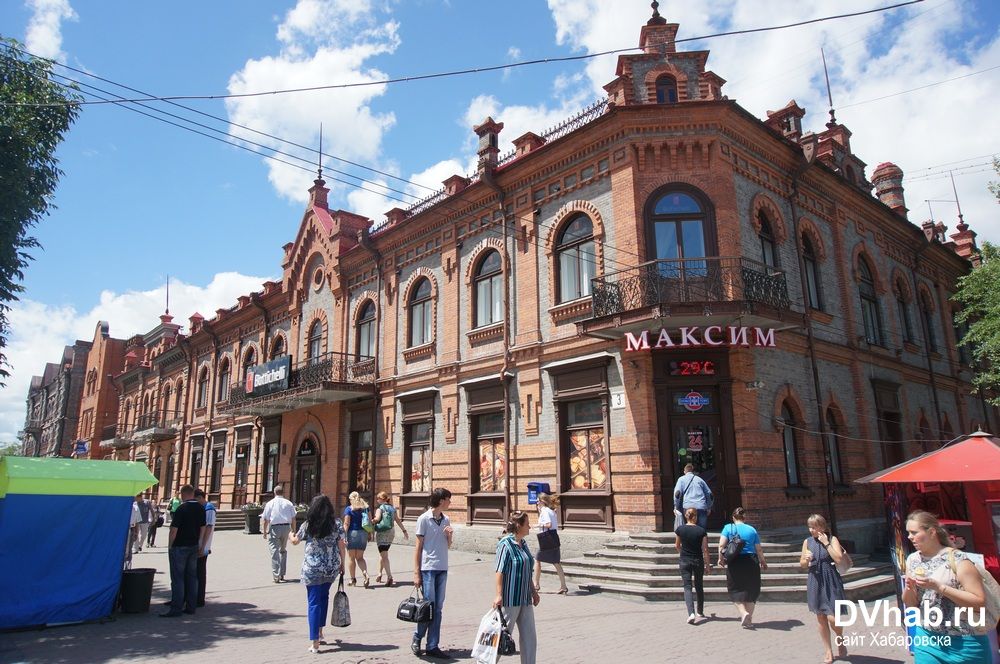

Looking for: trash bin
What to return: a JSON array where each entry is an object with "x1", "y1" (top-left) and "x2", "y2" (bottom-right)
[
  {"x1": 526, "y1": 482, "x2": 550, "y2": 505},
  {"x1": 119, "y1": 568, "x2": 156, "y2": 613}
]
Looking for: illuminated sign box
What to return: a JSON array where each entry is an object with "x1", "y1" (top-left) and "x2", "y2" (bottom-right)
[
  {"x1": 624, "y1": 326, "x2": 777, "y2": 351},
  {"x1": 245, "y1": 355, "x2": 291, "y2": 396}
]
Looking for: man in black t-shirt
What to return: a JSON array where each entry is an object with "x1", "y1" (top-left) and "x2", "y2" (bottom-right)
[{"x1": 161, "y1": 484, "x2": 206, "y2": 617}]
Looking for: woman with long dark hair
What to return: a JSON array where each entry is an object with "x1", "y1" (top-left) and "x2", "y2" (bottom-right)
[
  {"x1": 290, "y1": 494, "x2": 346, "y2": 654},
  {"x1": 494, "y1": 511, "x2": 540, "y2": 664},
  {"x1": 675, "y1": 507, "x2": 710, "y2": 624},
  {"x1": 717, "y1": 506, "x2": 767, "y2": 629}
]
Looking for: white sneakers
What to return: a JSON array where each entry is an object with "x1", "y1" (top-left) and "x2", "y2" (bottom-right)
[{"x1": 687, "y1": 613, "x2": 696, "y2": 624}]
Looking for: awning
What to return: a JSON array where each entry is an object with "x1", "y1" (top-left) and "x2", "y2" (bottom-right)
[
  {"x1": 0, "y1": 457, "x2": 157, "y2": 498},
  {"x1": 855, "y1": 431, "x2": 1000, "y2": 484}
]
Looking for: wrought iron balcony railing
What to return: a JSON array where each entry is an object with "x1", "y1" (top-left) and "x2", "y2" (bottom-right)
[
  {"x1": 591, "y1": 256, "x2": 790, "y2": 319},
  {"x1": 133, "y1": 409, "x2": 182, "y2": 432},
  {"x1": 225, "y1": 351, "x2": 376, "y2": 409}
]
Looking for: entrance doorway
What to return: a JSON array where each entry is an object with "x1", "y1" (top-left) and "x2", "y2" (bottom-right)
[{"x1": 294, "y1": 439, "x2": 320, "y2": 505}]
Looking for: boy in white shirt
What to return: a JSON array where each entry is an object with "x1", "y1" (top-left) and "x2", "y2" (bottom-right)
[{"x1": 411, "y1": 488, "x2": 453, "y2": 659}]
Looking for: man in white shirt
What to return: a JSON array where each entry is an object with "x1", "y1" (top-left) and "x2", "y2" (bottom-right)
[
  {"x1": 411, "y1": 488, "x2": 453, "y2": 659},
  {"x1": 195, "y1": 489, "x2": 216, "y2": 607},
  {"x1": 126, "y1": 498, "x2": 141, "y2": 566},
  {"x1": 262, "y1": 485, "x2": 296, "y2": 582}
]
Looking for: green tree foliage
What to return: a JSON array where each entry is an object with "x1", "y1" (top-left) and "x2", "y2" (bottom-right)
[
  {"x1": 990, "y1": 157, "x2": 1000, "y2": 203},
  {"x1": 0, "y1": 39, "x2": 80, "y2": 381},
  {"x1": 954, "y1": 242, "x2": 1000, "y2": 404}
]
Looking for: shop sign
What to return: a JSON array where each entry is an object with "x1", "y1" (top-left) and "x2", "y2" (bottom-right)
[
  {"x1": 687, "y1": 428, "x2": 704, "y2": 451},
  {"x1": 678, "y1": 392, "x2": 710, "y2": 412},
  {"x1": 246, "y1": 355, "x2": 291, "y2": 396},
  {"x1": 624, "y1": 326, "x2": 776, "y2": 352}
]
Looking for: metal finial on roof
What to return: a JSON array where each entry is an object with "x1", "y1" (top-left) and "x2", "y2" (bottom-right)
[
  {"x1": 821, "y1": 48, "x2": 837, "y2": 128},
  {"x1": 647, "y1": 0, "x2": 666, "y2": 25},
  {"x1": 317, "y1": 122, "x2": 324, "y2": 180},
  {"x1": 165, "y1": 274, "x2": 170, "y2": 315}
]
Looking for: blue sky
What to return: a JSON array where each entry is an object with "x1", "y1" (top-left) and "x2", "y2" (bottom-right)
[{"x1": 1, "y1": 0, "x2": 999, "y2": 441}]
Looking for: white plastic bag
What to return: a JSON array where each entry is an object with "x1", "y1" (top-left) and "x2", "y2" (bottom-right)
[{"x1": 471, "y1": 608, "x2": 503, "y2": 664}]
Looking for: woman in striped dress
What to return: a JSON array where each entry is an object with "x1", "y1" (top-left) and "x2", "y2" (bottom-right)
[{"x1": 494, "y1": 511, "x2": 540, "y2": 664}]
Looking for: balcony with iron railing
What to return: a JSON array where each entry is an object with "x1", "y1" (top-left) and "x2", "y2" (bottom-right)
[
  {"x1": 579, "y1": 256, "x2": 792, "y2": 338},
  {"x1": 221, "y1": 351, "x2": 376, "y2": 416},
  {"x1": 99, "y1": 423, "x2": 132, "y2": 450},
  {"x1": 131, "y1": 409, "x2": 182, "y2": 442}
]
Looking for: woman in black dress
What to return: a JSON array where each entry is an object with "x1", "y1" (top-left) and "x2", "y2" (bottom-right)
[
  {"x1": 717, "y1": 507, "x2": 768, "y2": 628},
  {"x1": 801, "y1": 514, "x2": 848, "y2": 663}
]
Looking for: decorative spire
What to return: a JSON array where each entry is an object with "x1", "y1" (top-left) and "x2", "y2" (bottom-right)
[
  {"x1": 165, "y1": 274, "x2": 169, "y2": 315},
  {"x1": 316, "y1": 122, "x2": 324, "y2": 182},
  {"x1": 648, "y1": 0, "x2": 667, "y2": 26},
  {"x1": 821, "y1": 48, "x2": 837, "y2": 128}
]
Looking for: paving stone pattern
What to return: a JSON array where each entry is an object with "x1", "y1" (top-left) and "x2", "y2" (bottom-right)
[{"x1": 0, "y1": 531, "x2": 911, "y2": 664}]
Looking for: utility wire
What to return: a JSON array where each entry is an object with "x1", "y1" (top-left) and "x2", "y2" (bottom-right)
[
  {"x1": 839, "y1": 64, "x2": 1000, "y2": 109},
  {"x1": 0, "y1": 1, "x2": 924, "y2": 107}
]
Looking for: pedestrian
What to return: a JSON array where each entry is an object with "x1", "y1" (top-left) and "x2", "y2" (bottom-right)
[
  {"x1": 134, "y1": 493, "x2": 152, "y2": 553},
  {"x1": 902, "y1": 510, "x2": 991, "y2": 663},
  {"x1": 717, "y1": 506, "x2": 767, "y2": 629},
  {"x1": 673, "y1": 463, "x2": 713, "y2": 529},
  {"x1": 675, "y1": 507, "x2": 711, "y2": 624},
  {"x1": 169, "y1": 492, "x2": 181, "y2": 516},
  {"x1": 147, "y1": 500, "x2": 163, "y2": 547},
  {"x1": 531, "y1": 493, "x2": 567, "y2": 594},
  {"x1": 194, "y1": 489, "x2": 216, "y2": 607},
  {"x1": 343, "y1": 491, "x2": 371, "y2": 587},
  {"x1": 411, "y1": 487, "x2": 454, "y2": 659},
  {"x1": 262, "y1": 484, "x2": 296, "y2": 582},
  {"x1": 372, "y1": 490, "x2": 408, "y2": 587},
  {"x1": 800, "y1": 514, "x2": 849, "y2": 663},
  {"x1": 494, "y1": 511, "x2": 540, "y2": 664},
  {"x1": 290, "y1": 494, "x2": 347, "y2": 654},
  {"x1": 160, "y1": 484, "x2": 206, "y2": 618},
  {"x1": 126, "y1": 496, "x2": 141, "y2": 567}
]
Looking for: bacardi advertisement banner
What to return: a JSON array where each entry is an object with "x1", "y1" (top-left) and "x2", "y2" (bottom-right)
[
  {"x1": 624, "y1": 326, "x2": 777, "y2": 352},
  {"x1": 246, "y1": 355, "x2": 291, "y2": 396}
]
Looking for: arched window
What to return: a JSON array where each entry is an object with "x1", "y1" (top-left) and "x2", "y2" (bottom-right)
[
  {"x1": 648, "y1": 189, "x2": 710, "y2": 277},
  {"x1": 217, "y1": 358, "x2": 231, "y2": 402},
  {"x1": 356, "y1": 300, "x2": 376, "y2": 359},
  {"x1": 474, "y1": 250, "x2": 504, "y2": 327},
  {"x1": 655, "y1": 74, "x2": 678, "y2": 104},
  {"x1": 242, "y1": 347, "x2": 256, "y2": 377},
  {"x1": 919, "y1": 291, "x2": 937, "y2": 352},
  {"x1": 757, "y1": 211, "x2": 778, "y2": 268},
  {"x1": 175, "y1": 380, "x2": 183, "y2": 415},
  {"x1": 196, "y1": 367, "x2": 209, "y2": 408},
  {"x1": 161, "y1": 384, "x2": 171, "y2": 417},
  {"x1": 802, "y1": 235, "x2": 822, "y2": 310},
  {"x1": 894, "y1": 279, "x2": 914, "y2": 343},
  {"x1": 123, "y1": 400, "x2": 132, "y2": 433},
  {"x1": 307, "y1": 321, "x2": 323, "y2": 364},
  {"x1": 858, "y1": 257, "x2": 884, "y2": 345},
  {"x1": 780, "y1": 403, "x2": 801, "y2": 486},
  {"x1": 556, "y1": 215, "x2": 595, "y2": 303},
  {"x1": 270, "y1": 335, "x2": 285, "y2": 360},
  {"x1": 408, "y1": 278, "x2": 433, "y2": 347},
  {"x1": 825, "y1": 408, "x2": 844, "y2": 485}
]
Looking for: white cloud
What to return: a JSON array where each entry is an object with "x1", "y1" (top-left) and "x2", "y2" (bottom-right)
[
  {"x1": 24, "y1": 0, "x2": 77, "y2": 61},
  {"x1": 226, "y1": 0, "x2": 399, "y2": 208},
  {"x1": 0, "y1": 272, "x2": 272, "y2": 442},
  {"x1": 544, "y1": 0, "x2": 1000, "y2": 242}
]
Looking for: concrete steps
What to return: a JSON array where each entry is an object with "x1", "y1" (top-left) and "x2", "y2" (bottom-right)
[
  {"x1": 214, "y1": 510, "x2": 247, "y2": 531},
  {"x1": 544, "y1": 531, "x2": 896, "y2": 603}
]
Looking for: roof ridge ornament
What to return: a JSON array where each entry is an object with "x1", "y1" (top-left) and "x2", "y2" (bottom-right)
[{"x1": 648, "y1": 0, "x2": 666, "y2": 26}]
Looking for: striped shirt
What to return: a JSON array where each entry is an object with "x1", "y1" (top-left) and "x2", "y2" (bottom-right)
[{"x1": 495, "y1": 534, "x2": 534, "y2": 607}]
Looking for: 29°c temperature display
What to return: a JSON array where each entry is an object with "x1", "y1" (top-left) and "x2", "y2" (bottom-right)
[{"x1": 669, "y1": 360, "x2": 716, "y2": 376}]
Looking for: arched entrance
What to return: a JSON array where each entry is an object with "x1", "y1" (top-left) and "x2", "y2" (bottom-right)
[{"x1": 294, "y1": 438, "x2": 320, "y2": 505}]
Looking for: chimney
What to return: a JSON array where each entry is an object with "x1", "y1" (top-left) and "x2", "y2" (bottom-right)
[
  {"x1": 765, "y1": 100, "x2": 806, "y2": 142},
  {"x1": 639, "y1": 1, "x2": 678, "y2": 54},
  {"x1": 871, "y1": 162, "x2": 907, "y2": 218},
  {"x1": 512, "y1": 132, "x2": 545, "y2": 157},
  {"x1": 473, "y1": 117, "x2": 504, "y2": 176},
  {"x1": 308, "y1": 177, "x2": 329, "y2": 210},
  {"x1": 950, "y1": 221, "x2": 979, "y2": 261},
  {"x1": 443, "y1": 174, "x2": 470, "y2": 196}
]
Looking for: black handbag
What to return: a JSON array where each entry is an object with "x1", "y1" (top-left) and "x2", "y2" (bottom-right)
[
  {"x1": 497, "y1": 607, "x2": 517, "y2": 656},
  {"x1": 396, "y1": 587, "x2": 433, "y2": 623},
  {"x1": 331, "y1": 574, "x2": 351, "y2": 627},
  {"x1": 536, "y1": 529, "x2": 560, "y2": 551},
  {"x1": 722, "y1": 523, "x2": 745, "y2": 564}
]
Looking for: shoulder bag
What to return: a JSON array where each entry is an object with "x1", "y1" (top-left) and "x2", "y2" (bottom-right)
[
  {"x1": 536, "y1": 529, "x2": 560, "y2": 551},
  {"x1": 496, "y1": 607, "x2": 517, "y2": 656},
  {"x1": 722, "y1": 523, "x2": 744, "y2": 564},
  {"x1": 947, "y1": 548, "x2": 1000, "y2": 635},
  {"x1": 833, "y1": 539, "x2": 853, "y2": 575},
  {"x1": 397, "y1": 587, "x2": 434, "y2": 623},
  {"x1": 330, "y1": 574, "x2": 351, "y2": 627}
]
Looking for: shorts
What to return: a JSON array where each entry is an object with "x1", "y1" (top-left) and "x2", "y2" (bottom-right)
[{"x1": 378, "y1": 544, "x2": 391, "y2": 552}]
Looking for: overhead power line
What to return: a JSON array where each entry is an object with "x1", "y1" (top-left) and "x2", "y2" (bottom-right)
[
  {"x1": 0, "y1": 1, "x2": 923, "y2": 107},
  {"x1": 839, "y1": 64, "x2": 1000, "y2": 108}
]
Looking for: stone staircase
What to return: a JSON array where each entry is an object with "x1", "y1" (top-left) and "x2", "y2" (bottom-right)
[
  {"x1": 214, "y1": 510, "x2": 247, "y2": 532},
  {"x1": 544, "y1": 532, "x2": 896, "y2": 602}
]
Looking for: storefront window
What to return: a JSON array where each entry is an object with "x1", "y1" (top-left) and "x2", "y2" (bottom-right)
[
  {"x1": 565, "y1": 399, "x2": 607, "y2": 490},
  {"x1": 352, "y1": 430, "x2": 373, "y2": 494},
  {"x1": 475, "y1": 412, "x2": 505, "y2": 492},
  {"x1": 406, "y1": 422, "x2": 432, "y2": 493},
  {"x1": 263, "y1": 442, "x2": 279, "y2": 493}
]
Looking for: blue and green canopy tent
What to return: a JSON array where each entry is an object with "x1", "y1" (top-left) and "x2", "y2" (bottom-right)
[{"x1": 0, "y1": 457, "x2": 156, "y2": 629}]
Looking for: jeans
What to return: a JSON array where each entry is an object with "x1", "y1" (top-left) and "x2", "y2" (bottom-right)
[
  {"x1": 679, "y1": 558, "x2": 705, "y2": 616},
  {"x1": 503, "y1": 604, "x2": 537, "y2": 664},
  {"x1": 306, "y1": 582, "x2": 332, "y2": 641},
  {"x1": 268, "y1": 524, "x2": 292, "y2": 579},
  {"x1": 414, "y1": 570, "x2": 448, "y2": 650},
  {"x1": 168, "y1": 545, "x2": 199, "y2": 612}
]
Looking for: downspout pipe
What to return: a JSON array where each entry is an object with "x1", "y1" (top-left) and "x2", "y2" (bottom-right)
[
  {"x1": 482, "y1": 168, "x2": 513, "y2": 514},
  {"x1": 788, "y1": 157, "x2": 838, "y2": 534},
  {"x1": 359, "y1": 227, "x2": 383, "y2": 506},
  {"x1": 909, "y1": 244, "x2": 946, "y2": 441}
]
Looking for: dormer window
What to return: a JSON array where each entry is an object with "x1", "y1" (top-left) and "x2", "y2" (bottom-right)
[{"x1": 655, "y1": 75, "x2": 678, "y2": 104}]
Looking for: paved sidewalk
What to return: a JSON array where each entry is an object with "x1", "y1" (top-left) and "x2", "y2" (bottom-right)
[{"x1": 1, "y1": 530, "x2": 910, "y2": 664}]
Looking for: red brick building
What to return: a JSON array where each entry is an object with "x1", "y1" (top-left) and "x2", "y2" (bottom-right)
[{"x1": 78, "y1": 11, "x2": 992, "y2": 543}]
